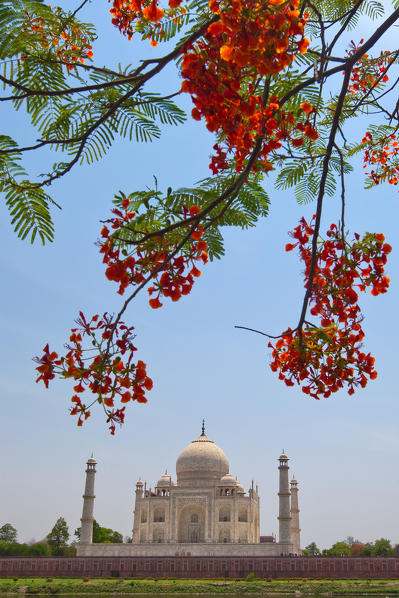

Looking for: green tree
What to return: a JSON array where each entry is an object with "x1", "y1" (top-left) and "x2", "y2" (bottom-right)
[
  {"x1": 304, "y1": 542, "x2": 320, "y2": 556},
  {"x1": 0, "y1": 541, "x2": 15, "y2": 556},
  {"x1": 93, "y1": 520, "x2": 123, "y2": 543},
  {"x1": 362, "y1": 543, "x2": 374, "y2": 556},
  {"x1": 0, "y1": 541, "x2": 50, "y2": 556},
  {"x1": 46, "y1": 517, "x2": 69, "y2": 552},
  {"x1": 327, "y1": 541, "x2": 351, "y2": 556},
  {"x1": 28, "y1": 542, "x2": 51, "y2": 556},
  {"x1": 0, "y1": 523, "x2": 17, "y2": 543},
  {"x1": 373, "y1": 538, "x2": 393, "y2": 556},
  {"x1": 75, "y1": 520, "x2": 123, "y2": 544}
]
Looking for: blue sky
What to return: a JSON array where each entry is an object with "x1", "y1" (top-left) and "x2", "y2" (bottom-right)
[{"x1": 0, "y1": 0, "x2": 398, "y2": 549}]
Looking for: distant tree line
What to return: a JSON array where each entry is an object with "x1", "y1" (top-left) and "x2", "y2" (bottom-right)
[
  {"x1": 2, "y1": 522, "x2": 398, "y2": 557},
  {"x1": 0, "y1": 518, "x2": 125, "y2": 557},
  {"x1": 303, "y1": 537, "x2": 399, "y2": 557}
]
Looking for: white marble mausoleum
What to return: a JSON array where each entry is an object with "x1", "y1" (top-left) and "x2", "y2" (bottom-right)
[{"x1": 77, "y1": 424, "x2": 301, "y2": 557}]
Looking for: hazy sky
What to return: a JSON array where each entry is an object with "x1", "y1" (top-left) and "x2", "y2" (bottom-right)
[{"x1": 1, "y1": 1, "x2": 398, "y2": 550}]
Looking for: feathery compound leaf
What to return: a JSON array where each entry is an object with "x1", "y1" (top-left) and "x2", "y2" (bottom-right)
[
  {"x1": 362, "y1": 0, "x2": 385, "y2": 19},
  {"x1": 0, "y1": 135, "x2": 56, "y2": 243},
  {"x1": 6, "y1": 184, "x2": 55, "y2": 243},
  {"x1": 275, "y1": 160, "x2": 310, "y2": 190}
]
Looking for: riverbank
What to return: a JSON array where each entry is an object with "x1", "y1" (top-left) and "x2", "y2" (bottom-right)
[{"x1": 1, "y1": 578, "x2": 399, "y2": 595}]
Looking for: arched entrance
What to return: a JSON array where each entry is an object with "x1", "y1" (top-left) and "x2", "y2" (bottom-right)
[{"x1": 178, "y1": 503, "x2": 205, "y2": 543}]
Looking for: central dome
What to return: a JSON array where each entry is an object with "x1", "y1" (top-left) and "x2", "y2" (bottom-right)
[{"x1": 176, "y1": 433, "x2": 229, "y2": 486}]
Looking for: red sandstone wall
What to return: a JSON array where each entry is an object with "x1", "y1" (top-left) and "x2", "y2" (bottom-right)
[{"x1": 1, "y1": 556, "x2": 399, "y2": 579}]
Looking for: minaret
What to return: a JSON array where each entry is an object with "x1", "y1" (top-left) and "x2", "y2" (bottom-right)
[
  {"x1": 80, "y1": 455, "x2": 96, "y2": 544},
  {"x1": 132, "y1": 479, "x2": 143, "y2": 544},
  {"x1": 290, "y1": 477, "x2": 301, "y2": 554},
  {"x1": 278, "y1": 452, "x2": 291, "y2": 546}
]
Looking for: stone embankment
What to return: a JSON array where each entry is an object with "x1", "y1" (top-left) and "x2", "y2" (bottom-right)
[{"x1": 1, "y1": 556, "x2": 399, "y2": 580}]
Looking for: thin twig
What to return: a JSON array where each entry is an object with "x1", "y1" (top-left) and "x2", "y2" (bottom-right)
[
  {"x1": 70, "y1": 0, "x2": 91, "y2": 19},
  {"x1": 334, "y1": 143, "x2": 346, "y2": 242},
  {"x1": 234, "y1": 326, "x2": 294, "y2": 339}
]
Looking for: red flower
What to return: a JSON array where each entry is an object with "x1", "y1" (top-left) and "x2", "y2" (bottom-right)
[
  {"x1": 189, "y1": 205, "x2": 201, "y2": 216},
  {"x1": 149, "y1": 297, "x2": 163, "y2": 309},
  {"x1": 143, "y1": 0, "x2": 164, "y2": 22},
  {"x1": 190, "y1": 266, "x2": 202, "y2": 277},
  {"x1": 300, "y1": 102, "x2": 313, "y2": 114}
]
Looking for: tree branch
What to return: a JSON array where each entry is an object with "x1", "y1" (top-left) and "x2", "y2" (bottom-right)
[{"x1": 296, "y1": 68, "x2": 353, "y2": 343}]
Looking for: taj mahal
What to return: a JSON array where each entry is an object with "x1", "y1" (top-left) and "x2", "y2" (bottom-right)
[{"x1": 77, "y1": 424, "x2": 301, "y2": 557}]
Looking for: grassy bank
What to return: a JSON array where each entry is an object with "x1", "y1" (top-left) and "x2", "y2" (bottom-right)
[{"x1": 1, "y1": 578, "x2": 399, "y2": 595}]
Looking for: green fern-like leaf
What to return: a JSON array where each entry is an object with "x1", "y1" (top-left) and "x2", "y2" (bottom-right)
[{"x1": 0, "y1": 135, "x2": 56, "y2": 243}]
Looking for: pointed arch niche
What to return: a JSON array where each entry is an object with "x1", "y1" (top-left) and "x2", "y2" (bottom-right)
[{"x1": 178, "y1": 503, "x2": 205, "y2": 543}]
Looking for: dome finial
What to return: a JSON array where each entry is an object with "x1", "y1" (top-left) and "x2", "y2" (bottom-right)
[{"x1": 201, "y1": 419, "x2": 205, "y2": 436}]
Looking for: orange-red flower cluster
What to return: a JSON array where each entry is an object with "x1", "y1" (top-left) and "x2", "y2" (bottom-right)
[
  {"x1": 21, "y1": 8, "x2": 93, "y2": 70},
  {"x1": 269, "y1": 217, "x2": 391, "y2": 399},
  {"x1": 362, "y1": 131, "x2": 399, "y2": 186},
  {"x1": 34, "y1": 312, "x2": 152, "y2": 434},
  {"x1": 348, "y1": 40, "x2": 391, "y2": 95},
  {"x1": 109, "y1": 0, "x2": 185, "y2": 41},
  {"x1": 99, "y1": 200, "x2": 208, "y2": 308},
  {"x1": 181, "y1": 0, "x2": 313, "y2": 172}
]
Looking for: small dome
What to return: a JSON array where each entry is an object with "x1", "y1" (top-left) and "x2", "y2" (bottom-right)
[
  {"x1": 218, "y1": 474, "x2": 237, "y2": 486},
  {"x1": 156, "y1": 474, "x2": 173, "y2": 487},
  {"x1": 176, "y1": 433, "x2": 229, "y2": 486},
  {"x1": 87, "y1": 456, "x2": 96, "y2": 464},
  {"x1": 136, "y1": 479, "x2": 144, "y2": 487},
  {"x1": 291, "y1": 477, "x2": 298, "y2": 485},
  {"x1": 236, "y1": 483, "x2": 245, "y2": 494},
  {"x1": 279, "y1": 452, "x2": 288, "y2": 460}
]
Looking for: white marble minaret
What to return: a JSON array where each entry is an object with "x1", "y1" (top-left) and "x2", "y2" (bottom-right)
[
  {"x1": 278, "y1": 452, "x2": 291, "y2": 546},
  {"x1": 132, "y1": 479, "x2": 143, "y2": 544},
  {"x1": 290, "y1": 477, "x2": 301, "y2": 554},
  {"x1": 80, "y1": 455, "x2": 96, "y2": 544}
]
